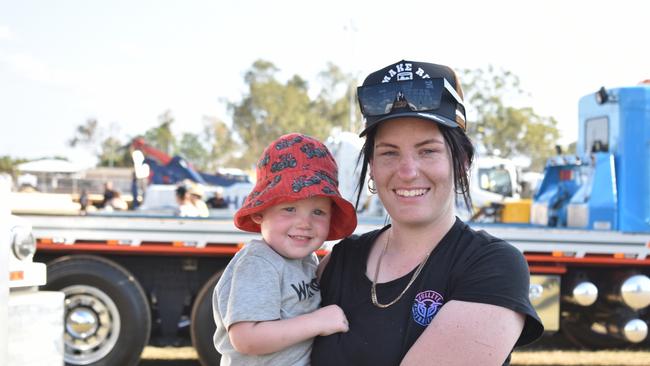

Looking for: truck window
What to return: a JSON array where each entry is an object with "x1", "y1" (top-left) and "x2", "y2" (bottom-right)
[
  {"x1": 585, "y1": 116, "x2": 609, "y2": 153},
  {"x1": 478, "y1": 166, "x2": 513, "y2": 197}
]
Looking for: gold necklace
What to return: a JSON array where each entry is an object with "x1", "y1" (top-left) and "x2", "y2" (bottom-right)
[{"x1": 371, "y1": 230, "x2": 432, "y2": 308}]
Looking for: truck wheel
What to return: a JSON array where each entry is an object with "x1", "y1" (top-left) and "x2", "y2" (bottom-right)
[
  {"x1": 191, "y1": 269, "x2": 224, "y2": 366},
  {"x1": 43, "y1": 255, "x2": 151, "y2": 366}
]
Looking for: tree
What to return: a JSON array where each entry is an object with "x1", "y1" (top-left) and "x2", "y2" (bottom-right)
[
  {"x1": 229, "y1": 60, "x2": 337, "y2": 168},
  {"x1": 202, "y1": 116, "x2": 239, "y2": 171},
  {"x1": 314, "y1": 63, "x2": 361, "y2": 133},
  {"x1": 460, "y1": 66, "x2": 561, "y2": 171},
  {"x1": 566, "y1": 141, "x2": 577, "y2": 155},
  {"x1": 144, "y1": 110, "x2": 176, "y2": 156},
  {"x1": 227, "y1": 60, "x2": 358, "y2": 169},
  {"x1": 0, "y1": 156, "x2": 29, "y2": 176},
  {"x1": 69, "y1": 119, "x2": 128, "y2": 167},
  {"x1": 178, "y1": 132, "x2": 209, "y2": 170},
  {"x1": 69, "y1": 118, "x2": 101, "y2": 157},
  {"x1": 98, "y1": 136, "x2": 131, "y2": 167}
]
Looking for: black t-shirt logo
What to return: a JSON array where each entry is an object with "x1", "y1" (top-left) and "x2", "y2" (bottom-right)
[{"x1": 412, "y1": 290, "x2": 444, "y2": 326}]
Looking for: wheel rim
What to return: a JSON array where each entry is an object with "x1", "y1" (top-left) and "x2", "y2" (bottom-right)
[{"x1": 62, "y1": 285, "x2": 121, "y2": 365}]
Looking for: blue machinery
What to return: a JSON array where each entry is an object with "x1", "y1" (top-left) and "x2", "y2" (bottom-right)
[{"x1": 533, "y1": 85, "x2": 650, "y2": 233}]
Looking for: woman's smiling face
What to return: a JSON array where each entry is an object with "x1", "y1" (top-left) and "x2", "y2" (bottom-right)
[{"x1": 370, "y1": 117, "x2": 456, "y2": 227}]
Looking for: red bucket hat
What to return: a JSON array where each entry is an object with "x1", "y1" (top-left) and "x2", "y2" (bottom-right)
[{"x1": 234, "y1": 133, "x2": 357, "y2": 241}]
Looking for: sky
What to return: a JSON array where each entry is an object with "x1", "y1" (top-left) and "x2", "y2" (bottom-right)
[{"x1": 1, "y1": 0, "x2": 649, "y2": 167}]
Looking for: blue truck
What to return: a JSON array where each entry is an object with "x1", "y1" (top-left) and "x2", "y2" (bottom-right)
[{"x1": 524, "y1": 82, "x2": 650, "y2": 348}]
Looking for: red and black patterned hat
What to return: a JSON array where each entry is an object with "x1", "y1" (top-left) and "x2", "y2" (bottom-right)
[{"x1": 234, "y1": 133, "x2": 357, "y2": 241}]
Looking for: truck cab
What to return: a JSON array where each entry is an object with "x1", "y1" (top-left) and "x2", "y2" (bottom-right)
[
  {"x1": 532, "y1": 84, "x2": 650, "y2": 233},
  {"x1": 470, "y1": 155, "x2": 520, "y2": 208}
]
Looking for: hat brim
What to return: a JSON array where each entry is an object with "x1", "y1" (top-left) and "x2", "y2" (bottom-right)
[
  {"x1": 234, "y1": 192, "x2": 357, "y2": 241},
  {"x1": 359, "y1": 111, "x2": 459, "y2": 137}
]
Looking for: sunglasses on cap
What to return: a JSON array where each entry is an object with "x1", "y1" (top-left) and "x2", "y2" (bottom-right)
[{"x1": 357, "y1": 78, "x2": 466, "y2": 128}]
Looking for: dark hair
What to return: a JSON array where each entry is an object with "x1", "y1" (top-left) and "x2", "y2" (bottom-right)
[
  {"x1": 175, "y1": 185, "x2": 188, "y2": 199},
  {"x1": 355, "y1": 124, "x2": 474, "y2": 212}
]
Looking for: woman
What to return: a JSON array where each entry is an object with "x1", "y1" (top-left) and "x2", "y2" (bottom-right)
[{"x1": 311, "y1": 60, "x2": 543, "y2": 366}]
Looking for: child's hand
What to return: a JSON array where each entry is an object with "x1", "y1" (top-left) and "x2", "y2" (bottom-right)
[{"x1": 312, "y1": 304, "x2": 349, "y2": 336}]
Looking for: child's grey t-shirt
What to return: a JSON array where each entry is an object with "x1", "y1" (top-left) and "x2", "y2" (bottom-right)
[{"x1": 213, "y1": 239, "x2": 321, "y2": 366}]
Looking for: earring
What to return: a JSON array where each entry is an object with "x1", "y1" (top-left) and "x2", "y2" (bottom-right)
[{"x1": 368, "y1": 177, "x2": 377, "y2": 194}]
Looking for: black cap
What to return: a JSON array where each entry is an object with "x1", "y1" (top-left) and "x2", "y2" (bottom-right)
[{"x1": 358, "y1": 60, "x2": 466, "y2": 136}]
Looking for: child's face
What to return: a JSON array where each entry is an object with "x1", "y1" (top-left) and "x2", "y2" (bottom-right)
[{"x1": 252, "y1": 196, "x2": 332, "y2": 259}]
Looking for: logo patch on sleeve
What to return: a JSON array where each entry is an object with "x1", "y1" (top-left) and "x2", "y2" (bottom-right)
[{"x1": 412, "y1": 290, "x2": 443, "y2": 326}]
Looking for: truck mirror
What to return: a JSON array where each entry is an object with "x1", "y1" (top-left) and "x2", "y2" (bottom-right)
[{"x1": 595, "y1": 86, "x2": 609, "y2": 105}]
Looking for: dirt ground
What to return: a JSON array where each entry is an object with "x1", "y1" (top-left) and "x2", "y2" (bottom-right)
[
  {"x1": 510, "y1": 350, "x2": 650, "y2": 366},
  {"x1": 140, "y1": 347, "x2": 199, "y2": 366},
  {"x1": 139, "y1": 346, "x2": 650, "y2": 366}
]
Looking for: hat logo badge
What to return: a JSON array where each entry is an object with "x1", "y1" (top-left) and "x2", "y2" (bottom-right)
[{"x1": 397, "y1": 72, "x2": 413, "y2": 81}]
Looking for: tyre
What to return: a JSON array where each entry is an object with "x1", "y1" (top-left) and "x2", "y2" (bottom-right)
[
  {"x1": 191, "y1": 269, "x2": 224, "y2": 366},
  {"x1": 42, "y1": 255, "x2": 151, "y2": 366}
]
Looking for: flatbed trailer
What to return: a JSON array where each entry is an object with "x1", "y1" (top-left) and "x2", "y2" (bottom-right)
[{"x1": 17, "y1": 210, "x2": 650, "y2": 366}]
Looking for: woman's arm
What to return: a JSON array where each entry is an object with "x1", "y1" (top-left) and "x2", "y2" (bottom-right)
[
  {"x1": 401, "y1": 300, "x2": 525, "y2": 366},
  {"x1": 228, "y1": 304, "x2": 348, "y2": 355}
]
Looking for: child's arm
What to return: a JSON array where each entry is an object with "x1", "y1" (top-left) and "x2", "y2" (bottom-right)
[{"x1": 228, "y1": 304, "x2": 348, "y2": 355}]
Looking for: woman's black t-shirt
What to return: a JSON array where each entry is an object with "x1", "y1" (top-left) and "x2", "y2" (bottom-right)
[{"x1": 311, "y1": 218, "x2": 544, "y2": 366}]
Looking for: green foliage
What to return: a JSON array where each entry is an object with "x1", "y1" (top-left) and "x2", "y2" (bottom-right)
[
  {"x1": 63, "y1": 61, "x2": 356, "y2": 171},
  {"x1": 0, "y1": 156, "x2": 29, "y2": 175},
  {"x1": 68, "y1": 118, "x2": 101, "y2": 156},
  {"x1": 98, "y1": 137, "x2": 130, "y2": 167},
  {"x1": 0, "y1": 156, "x2": 12, "y2": 173},
  {"x1": 460, "y1": 66, "x2": 561, "y2": 171},
  {"x1": 178, "y1": 132, "x2": 209, "y2": 170},
  {"x1": 565, "y1": 141, "x2": 577, "y2": 155},
  {"x1": 202, "y1": 116, "x2": 239, "y2": 171},
  {"x1": 314, "y1": 63, "x2": 361, "y2": 133},
  {"x1": 60, "y1": 62, "x2": 566, "y2": 174},
  {"x1": 229, "y1": 59, "x2": 356, "y2": 168},
  {"x1": 144, "y1": 110, "x2": 177, "y2": 156},
  {"x1": 69, "y1": 119, "x2": 130, "y2": 167}
]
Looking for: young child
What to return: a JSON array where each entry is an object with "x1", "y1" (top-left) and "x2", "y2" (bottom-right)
[{"x1": 213, "y1": 133, "x2": 358, "y2": 365}]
